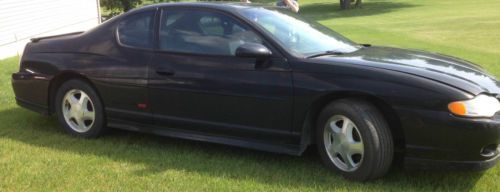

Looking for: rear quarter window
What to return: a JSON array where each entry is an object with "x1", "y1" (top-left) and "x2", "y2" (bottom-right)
[{"x1": 117, "y1": 11, "x2": 155, "y2": 49}]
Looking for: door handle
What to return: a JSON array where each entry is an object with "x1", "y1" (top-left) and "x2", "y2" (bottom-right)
[{"x1": 156, "y1": 68, "x2": 175, "y2": 76}]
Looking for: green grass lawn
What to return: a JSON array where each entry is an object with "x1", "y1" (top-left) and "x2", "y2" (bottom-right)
[{"x1": 1, "y1": 0, "x2": 499, "y2": 191}]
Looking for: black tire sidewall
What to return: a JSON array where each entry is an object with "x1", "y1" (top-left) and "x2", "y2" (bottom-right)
[
  {"x1": 55, "y1": 79, "x2": 105, "y2": 138},
  {"x1": 316, "y1": 99, "x2": 393, "y2": 181}
]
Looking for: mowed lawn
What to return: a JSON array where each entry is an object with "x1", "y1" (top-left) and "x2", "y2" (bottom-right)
[{"x1": 1, "y1": 0, "x2": 499, "y2": 191}]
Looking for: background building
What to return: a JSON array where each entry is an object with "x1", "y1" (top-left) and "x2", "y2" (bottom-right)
[{"x1": 0, "y1": 0, "x2": 101, "y2": 59}]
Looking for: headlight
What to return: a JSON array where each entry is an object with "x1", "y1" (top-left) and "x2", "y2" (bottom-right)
[{"x1": 448, "y1": 94, "x2": 500, "y2": 118}]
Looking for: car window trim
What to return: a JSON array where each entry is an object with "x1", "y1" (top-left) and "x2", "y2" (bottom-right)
[{"x1": 156, "y1": 6, "x2": 284, "y2": 59}]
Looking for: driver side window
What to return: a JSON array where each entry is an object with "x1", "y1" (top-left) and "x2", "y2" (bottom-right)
[{"x1": 159, "y1": 10, "x2": 262, "y2": 56}]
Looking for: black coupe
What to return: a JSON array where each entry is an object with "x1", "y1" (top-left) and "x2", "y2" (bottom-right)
[{"x1": 11, "y1": 3, "x2": 500, "y2": 181}]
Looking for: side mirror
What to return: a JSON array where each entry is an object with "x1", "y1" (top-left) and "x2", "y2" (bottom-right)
[{"x1": 235, "y1": 43, "x2": 272, "y2": 58}]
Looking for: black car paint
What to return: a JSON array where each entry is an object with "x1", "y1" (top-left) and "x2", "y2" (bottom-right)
[{"x1": 11, "y1": 3, "x2": 500, "y2": 168}]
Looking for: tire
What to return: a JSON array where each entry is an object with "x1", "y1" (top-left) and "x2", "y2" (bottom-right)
[
  {"x1": 55, "y1": 79, "x2": 106, "y2": 138},
  {"x1": 316, "y1": 99, "x2": 393, "y2": 181}
]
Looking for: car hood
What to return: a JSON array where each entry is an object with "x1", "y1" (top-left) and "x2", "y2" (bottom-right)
[{"x1": 314, "y1": 46, "x2": 500, "y2": 96}]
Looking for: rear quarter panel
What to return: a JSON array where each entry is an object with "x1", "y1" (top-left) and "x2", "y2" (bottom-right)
[{"x1": 12, "y1": 14, "x2": 152, "y2": 119}]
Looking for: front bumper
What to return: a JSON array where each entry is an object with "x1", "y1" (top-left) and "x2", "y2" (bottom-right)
[
  {"x1": 396, "y1": 107, "x2": 500, "y2": 170},
  {"x1": 405, "y1": 153, "x2": 500, "y2": 171}
]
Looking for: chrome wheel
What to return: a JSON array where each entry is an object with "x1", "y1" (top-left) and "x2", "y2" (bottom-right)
[
  {"x1": 62, "y1": 89, "x2": 95, "y2": 133},
  {"x1": 323, "y1": 115, "x2": 364, "y2": 172}
]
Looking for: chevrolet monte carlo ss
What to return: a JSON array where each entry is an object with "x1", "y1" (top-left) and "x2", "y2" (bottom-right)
[{"x1": 11, "y1": 3, "x2": 500, "y2": 181}]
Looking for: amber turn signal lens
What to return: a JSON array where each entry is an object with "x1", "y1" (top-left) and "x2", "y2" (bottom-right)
[{"x1": 448, "y1": 102, "x2": 467, "y2": 116}]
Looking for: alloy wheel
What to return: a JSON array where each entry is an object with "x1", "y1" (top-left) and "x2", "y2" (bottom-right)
[
  {"x1": 61, "y1": 89, "x2": 95, "y2": 133},
  {"x1": 323, "y1": 115, "x2": 364, "y2": 172}
]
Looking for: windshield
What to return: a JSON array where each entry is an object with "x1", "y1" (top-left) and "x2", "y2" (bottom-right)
[{"x1": 239, "y1": 7, "x2": 360, "y2": 57}]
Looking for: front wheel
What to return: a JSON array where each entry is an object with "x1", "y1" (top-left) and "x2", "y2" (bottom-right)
[
  {"x1": 316, "y1": 99, "x2": 393, "y2": 181},
  {"x1": 55, "y1": 79, "x2": 106, "y2": 138}
]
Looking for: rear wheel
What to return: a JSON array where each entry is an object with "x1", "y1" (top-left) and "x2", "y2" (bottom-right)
[
  {"x1": 316, "y1": 99, "x2": 393, "y2": 181},
  {"x1": 55, "y1": 79, "x2": 106, "y2": 138}
]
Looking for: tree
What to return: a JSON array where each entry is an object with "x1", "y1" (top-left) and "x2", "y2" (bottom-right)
[
  {"x1": 340, "y1": 0, "x2": 362, "y2": 10},
  {"x1": 100, "y1": 0, "x2": 142, "y2": 12}
]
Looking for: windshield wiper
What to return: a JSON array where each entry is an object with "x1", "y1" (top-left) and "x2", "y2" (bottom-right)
[{"x1": 306, "y1": 50, "x2": 344, "y2": 58}]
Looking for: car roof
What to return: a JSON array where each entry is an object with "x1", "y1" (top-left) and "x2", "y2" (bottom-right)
[
  {"x1": 130, "y1": 2, "x2": 273, "y2": 14},
  {"x1": 93, "y1": 2, "x2": 282, "y2": 35}
]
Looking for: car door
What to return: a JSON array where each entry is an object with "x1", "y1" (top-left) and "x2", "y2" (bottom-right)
[{"x1": 148, "y1": 8, "x2": 294, "y2": 141}]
